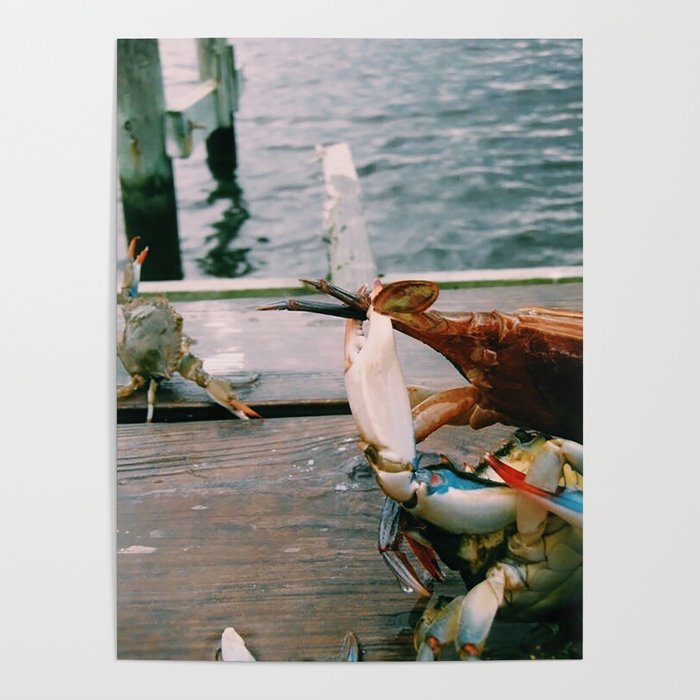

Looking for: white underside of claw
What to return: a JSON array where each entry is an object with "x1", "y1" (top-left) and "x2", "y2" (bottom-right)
[{"x1": 344, "y1": 307, "x2": 416, "y2": 467}]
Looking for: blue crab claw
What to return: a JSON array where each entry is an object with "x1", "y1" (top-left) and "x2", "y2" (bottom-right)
[
  {"x1": 415, "y1": 575, "x2": 508, "y2": 660},
  {"x1": 415, "y1": 595, "x2": 465, "y2": 660},
  {"x1": 485, "y1": 453, "x2": 583, "y2": 529},
  {"x1": 343, "y1": 282, "x2": 417, "y2": 502},
  {"x1": 454, "y1": 578, "x2": 504, "y2": 659},
  {"x1": 121, "y1": 236, "x2": 149, "y2": 299}
]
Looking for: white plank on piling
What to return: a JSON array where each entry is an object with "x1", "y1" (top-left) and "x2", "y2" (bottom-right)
[
  {"x1": 165, "y1": 81, "x2": 219, "y2": 158},
  {"x1": 197, "y1": 38, "x2": 238, "y2": 125},
  {"x1": 165, "y1": 39, "x2": 239, "y2": 159},
  {"x1": 319, "y1": 143, "x2": 377, "y2": 290}
]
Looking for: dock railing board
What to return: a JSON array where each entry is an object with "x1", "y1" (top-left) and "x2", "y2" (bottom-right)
[
  {"x1": 318, "y1": 142, "x2": 377, "y2": 290},
  {"x1": 116, "y1": 142, "x2": 583, "y2": 661}
]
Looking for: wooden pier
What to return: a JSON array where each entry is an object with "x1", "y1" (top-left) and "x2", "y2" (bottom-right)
[
  {"x1": 117, "y1": 143, "x2": 583, "y2": 661},
  {"x1": 117, "y1": 281, "x2": 583, "y2": 661}
]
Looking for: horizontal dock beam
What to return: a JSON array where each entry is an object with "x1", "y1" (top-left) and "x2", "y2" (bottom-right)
[{"x1": 124, "y1": 266, "x2": 583, "y2": 300}]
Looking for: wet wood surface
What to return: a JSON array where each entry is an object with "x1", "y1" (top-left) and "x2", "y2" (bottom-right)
[
  {"x1": 117, "y1": 283, "x2": 583, "y2": 661},
  {"x1": 117, "y1": 283, "x2": 583, "y2": 419},
  {"x1": 118, "y1": 416, "x2": 514, "y2": 661}
]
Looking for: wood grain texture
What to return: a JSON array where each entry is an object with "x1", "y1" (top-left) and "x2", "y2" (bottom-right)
[
  {"x1": 116, "y1": 282, "x2": 583, "y2": 661},
  {"x1": 117, "y1": 416, "x2": 517, "y2": 661}
]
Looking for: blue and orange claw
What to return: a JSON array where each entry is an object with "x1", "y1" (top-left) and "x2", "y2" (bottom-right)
[
  {"x1": 128, "y1": 236, "x2": 149, "y2": 265},
  {"x1": 485, "y1": 453, "x2": 583, "y2": 528},
  {"x1": 122, "y1": 237, "x2": 148, "y2": 299}
]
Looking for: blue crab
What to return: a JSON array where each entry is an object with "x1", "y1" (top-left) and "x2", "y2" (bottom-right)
[
  {"x1": 117, "y1": 237, "x2": 260, "y2": 422},
  {"x1": 343, "y1": 282, "x2": 583, "y2": 659},
  {"x1": 262, "y1": 279, "x2": 583, "y2": 659}
]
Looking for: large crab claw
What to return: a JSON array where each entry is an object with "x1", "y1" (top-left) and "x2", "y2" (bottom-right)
[
  {"x1": 343, "y1": 282, "x2": 444, "y2": 595},
  {"x1": 343, "y1": 282, "x2": 416, "y2": 480},
  {"x1": 343, "y1": 282, "x2": 514, "y2": 597}
]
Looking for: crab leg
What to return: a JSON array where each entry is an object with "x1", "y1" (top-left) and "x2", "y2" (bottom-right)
[
  {"x1": 146, "y1": 378, "x2": 158, "y2": 423},
  {"x1": 415, "y1": 595, "x2": 465, "y2": 661},
  {"x1": 256, "y1": 298, "x2": 362, "y2": 319},
  {"x1": 415, "y1": 561, "x2": 520, "y2": 660},
  {"x1": 178, "y1": 351, "x2": 261, "y2": 420},
  {"x1": 116, "y1": 374, "x2": 146, "y2": 399},
  {"x1": 454, "y1": 566, "x2": 510, "y2": 658},
  {"x1": 486, "y1": 453, "x2": 583, "y2": 529},
  {"x1": 378, "y1": 497, "x2": 435, "y2": 597},
  {"x1": 409, "y1": 386, "x2": 501, "y2": 441}
]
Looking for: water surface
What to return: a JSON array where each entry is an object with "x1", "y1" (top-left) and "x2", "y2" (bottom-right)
[{"x1": 117, "y1": 38, "x2": 582, "y2": 280}]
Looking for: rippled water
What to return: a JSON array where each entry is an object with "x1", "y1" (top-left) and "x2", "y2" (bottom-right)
[{"x1": 117, "y1": 38, "x2": 582, "y2": 280}]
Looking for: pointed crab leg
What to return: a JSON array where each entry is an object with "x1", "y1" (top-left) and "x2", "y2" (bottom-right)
[
  {"x1": 146, "y1": 377, "x2": 158, "y2": 423},
  {"x1": 178, "y1": 351, "x2": 261, "y2": 420},
  {"x1": 219, "y1": 627, "x2": 256, "y2": 662},
  {"x1": 485, "y1": 452, "x2": 583, "y2": 529},
  {"x1": 377, "y1": 497, "x2": 434, "y2": 597},
  {"x1": 414, "y1": 562, "x2": 527, "y2": 660}
]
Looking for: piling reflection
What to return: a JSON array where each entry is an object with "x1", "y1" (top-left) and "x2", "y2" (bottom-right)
[{"x1": 196, "y1": 168, "x2": 255, "y2": 278}]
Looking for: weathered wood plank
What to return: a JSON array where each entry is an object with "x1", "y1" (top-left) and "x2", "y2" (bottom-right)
[
  {"x1": 320, "y1": 143, "x2": 377, "y2": 289},
  {"x1": 117, "y1": 283, "x2": 582, "y2": 419},
  {"x1": 117, "y1": 415, "x2": 521, "y2": 661}
]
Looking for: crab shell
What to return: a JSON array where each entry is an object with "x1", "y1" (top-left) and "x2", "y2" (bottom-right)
[
  {"x1": 118, "y1": 296, "x2": 186, "y2": 381},
  {"x1": 371, "y1": 281, "x2": 583, "y2": 442}
]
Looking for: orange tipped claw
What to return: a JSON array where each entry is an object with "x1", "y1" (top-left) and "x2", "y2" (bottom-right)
[
  {"x1": 128, "y1": 236, "x2": 140, "y2": 260},
  {"x1": 228, "y1": 399, "x2": 262, "y2": 420},
  {"x1": 128, "y1": 236, "x2": 149, "y2": 265}
]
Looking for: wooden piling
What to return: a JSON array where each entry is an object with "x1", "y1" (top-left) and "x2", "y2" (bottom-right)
[
  {"x1": 117, "y1": 39, "x2": 183, "y2": 281},
  {"x1": 319, "y1": 143, "x2": 377, "y2": 290},
  {"x1": 196, "y1": 38, "x2": 238, "y2": 179}
]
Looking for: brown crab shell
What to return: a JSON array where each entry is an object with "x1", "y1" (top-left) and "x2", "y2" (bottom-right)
[{"x1": 373, "y1": 282, "x2": 583, "y2": 442}]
